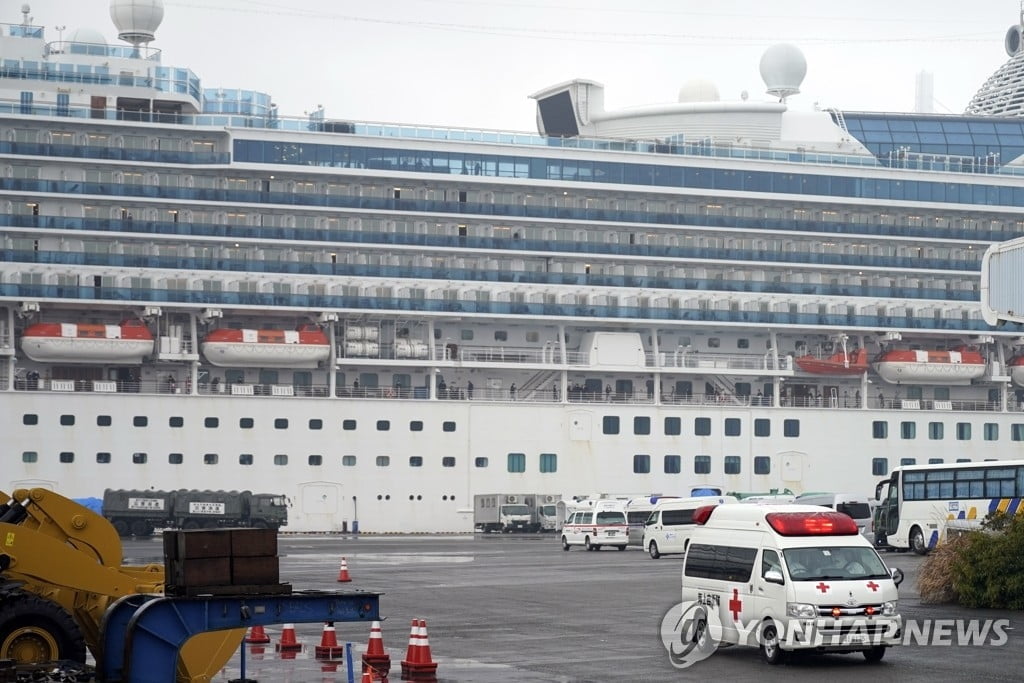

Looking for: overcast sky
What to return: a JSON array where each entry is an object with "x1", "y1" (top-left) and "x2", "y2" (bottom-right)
[{"x1": 17, "y1": 0, "x2": 1024, "y2": 131}]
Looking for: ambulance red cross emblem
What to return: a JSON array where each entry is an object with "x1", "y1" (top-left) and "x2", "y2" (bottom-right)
[
  {"x1": 728, "y1": 588, "x2": 742, "y2": 621},
  {"x1": 866, "y1": 581, "x2": 880, "y2": 592},
  {"x1": 816, "y1": 582, "x2": 830, "y2": 593}
]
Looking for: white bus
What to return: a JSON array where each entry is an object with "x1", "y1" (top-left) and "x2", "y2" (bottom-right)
[{"x1": 873, "y1": 459, "x2": 1024, "y2": 554}]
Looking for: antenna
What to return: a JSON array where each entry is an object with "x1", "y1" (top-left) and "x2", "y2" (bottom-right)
[{"x1": 20, "y1": 4, "x2": 32, "y2": 25}]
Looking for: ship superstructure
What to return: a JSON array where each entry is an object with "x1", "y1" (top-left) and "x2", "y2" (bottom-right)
[{"x1": 5, "y1": 1, "x2": 1024, "y2": 532}]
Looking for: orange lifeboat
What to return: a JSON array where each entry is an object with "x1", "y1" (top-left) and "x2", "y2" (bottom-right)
[
  {"x1": 20, "y1": 319, "x2": 153, "y2": 363},
  {"x1": 1009, "y1": 355, "x2": 1024, "y2": 387},
  {"x1": 873, "y1": 347, "x2": 986, "y2": 385},
  {"x1": 201, "y1": 324, "x2": 330, "y2": 368},
  {"x1": 794, "y1": 348, "x2": 869, "y2": 375}
]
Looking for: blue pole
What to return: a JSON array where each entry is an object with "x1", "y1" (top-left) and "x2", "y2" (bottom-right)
[{"x1": 346, "y1": 642, "x2": 355, "y2": 683}]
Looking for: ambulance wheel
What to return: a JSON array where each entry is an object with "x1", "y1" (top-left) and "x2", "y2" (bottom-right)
[
  {"x1": 760, "y1": 621, "x2": 785, "y2": 665},
  {"x1": 584, "y1": 537, "x2": 593, "y2": 551},
  {"x1": 648, "y1": 541, "x2": 661, "y2": 559},
  {"x1": 863, "y1": 646, "x2": 886, "y2": 663},
  {"x1": 561, "y1": 536, "x2": 570, "y2": 551},
  {"x1": 617, "y1": 545, "x2": 626, "y2": 551},
  {"x1": 910, "y1": 527, "x2": 929, "y2": 555}
]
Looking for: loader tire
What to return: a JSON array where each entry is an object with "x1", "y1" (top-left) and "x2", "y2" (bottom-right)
[{"x1": 0, "y1": 593, "x2": 86, "y2": 665}]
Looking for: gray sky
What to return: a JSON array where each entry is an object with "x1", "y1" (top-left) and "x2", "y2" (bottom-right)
[{"x1": 19, "y1": 0, "x2": 1024, "y2": 130}]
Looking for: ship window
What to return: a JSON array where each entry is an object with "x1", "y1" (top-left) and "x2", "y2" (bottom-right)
[
  {"x1": 873, "y1": 421, "x2": 888, "y2": 438},
  {"x1": 133, "y1": 416, "x2": 148, "y2": 427},
  {"x1": 754, "y1": 419, "x2": 770, "y2": 437},
  {"x1": 434, "y1": 328, "x2": 442, "y2": 340},
  {"x1": 60, "y1": 415, "x2": 74, "y2": 426},
  {"x1": 375, "y1": 456, "x2": 390, "y2": 467},
  {"x1": 442, "y1": 457, "x2": 456, "y2": 468},
  {"x1": 205, "y1": 417, "x2": 219, "y2": 428},
  {"x1": 409, "y1": 456, "x2": 423, "y2": 467},
  {"x1": 343, "y1": 419, "x2": 357, "y2": 430},
  {"x1": 634, "y1": 416, "x2": 651, "y2": 435},
  {"x1": 60, "y1": 452, "x2": 74, "y2": 464},
  {"x1": 900, "y1": 458, "x2": 917, "y2": 466},
  {"x1": 724, "y1": 418, "x2": 741, "y2": 436},
  {"x1": 22, "y1": 451, "x2": 37, "y2": 463},
  {"x1": 540, "y1": 453, "x2": 557, "y2": 473},
  {"x1": 928, "y1": 422, "x2": 944, "y2": 440},
  {"x1": 475, "y1": 457, "x2": 489, "y2": 468},
  {"x1": 460, "y1": 329, "x2": 474, "y2": 341},
  {"x1": 737, "y1": 338, "x2": 749, "y2": 349},
  {"x1": 633, "y1": 454, "x2": 651, "y2": 474},
  {"x1": 957, "y1": 458, "x2": 971, "y2": 463},
  {"x1": 97, "y1": 415, "x2": 112, "y2": 426},
  {"x1": 929, "y1": 458, "x2": 944, "y2": 464},
  {"x1": 377, "y1": 420, "x2": 390, "y2": 431},
  {"x1": 754, "y1": 456, "x2": 771, "y2": 475},
  {"x1": 664, "y1": 417, "x2": 681, "y2": 435},
  {"x1": 984, "y1": 423, "x2": 999, "y2": 441},
  {"x1": 238, "y1": 453, "x2": 253, "y2": 465},
  {"x1": 22, "y1": 414, "x2": 37, "y2": 425},
  {"x1": 275, "y1": 418, "x2": 288, "y2": 429},
  {"x1": 410, "y1": 421, "x2": 423, "y2": 431},
  {"x1": 708, "y1": 338, "x2": 721, "y2": 348},
  {"x1": 603, "y1": 416, "x2": 620, "y2": 434},
  {"x1": 494, "y1": 330, "x2": 508, "y2": 341},
  {"x1": 901, "y1": 422, "x2": 916, "y2": 439},
  {"x1": 132, "y1": 452, "x2": 147, "y2": 464},
  {"x1": 273, "y1": 454, "x2": 287, "y2": 466},
  {"x1": 956, "y1": 423, "x2": 971, "y2": 440},
  {"x1": 507, "y1": 453, "x2": 526, "y2": 473},
  {"x1": 872, "y1": 458, "x2": 888, "y2": 476},
  {"x1": 169, "y1": 416, "x2": 184, "y2": 428},
  {"x1": 309, "y1": 419, "x2": 323, "y2": 430},
  {"x1": 240, "y1": 417, "x2": 254, "y2": 429},
  {"x1": 442, "y1": 421, "x2": 456, "y2": 432},
  {"x1": 96, "y1": 452, "x2": 111, "y2": 464},
  {"x1": 724, "y1": 456, "x2": 741, "y2": 474},
  {"x1": 169, "y1": 453, "x2": 184, "y2": 464},
  {"x1": 694, "y1": 418, "x2": 711, "y2": 436},
  {"x1": 783, "y1": 419, "x2": 799, "y2": 437},
  {"x1": 199, "y1": 453, "x2": 216, "y2": 464},
  {"x1": 694, "y1": 455, "x2": 712, "y2": 474},
  {"x1": 526, "y1": 331, "x2": 539, "y2": 342},
  {"x1": 664, "y1": 455, "x2": 681, "y2": 474},
  {"x1": 308, "y1": 455, "x2": 323, "y2": 466},
  {"x1": 342, "y1": 455, "x2": 356, "y2": 466},
  {"x1": 1013, "y1": 424, "x2": 1024, "y2": 441}
]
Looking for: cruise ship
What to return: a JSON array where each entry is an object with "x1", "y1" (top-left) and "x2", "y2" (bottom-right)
[{"x1": 6, "y1": 1, "x2": 1024, "y2": 532}]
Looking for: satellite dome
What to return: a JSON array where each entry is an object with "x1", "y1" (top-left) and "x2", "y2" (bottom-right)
[
  {"x1": 677, "y1": 78, "x2": 721, "y2": 103},
  {"x1": 109, "y1": 0, "x2": 164, "y2": 46},
  {"x1": 759, "y1": 43, "x2": 807, "y2": 100},
  {"x1": 68, "y1": 27, "x2": 107, "y2": 45}
]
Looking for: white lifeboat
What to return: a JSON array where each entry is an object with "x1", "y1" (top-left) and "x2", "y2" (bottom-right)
[
  {"x1": 201, "y1": 325, "x2": 330, "y2": 368},
  {"x1": 873, "y1": 348, "x2": 986, "y2": 385},
  {"x1": 20, "y1": 320, "x2": 154, "y2": 363},
  {"x1": 1009, "y1": 356, "x2": 1024, "y2": 387}
]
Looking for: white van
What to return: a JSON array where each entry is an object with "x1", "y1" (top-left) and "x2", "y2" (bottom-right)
[
  {"x1": 794, "y1": 493, "x2": 874, "y2": 540},
  {"x1": 681, "y1": 504, "x2": 904, "y2": 664},
  {"x1": 642, "y1": 496, "x2": 737, "y2": 559},
  {"x1": 560, "y1": 500, "x2": 628, "y2": 551},
  {"x1": 624, "y1": 496, "x2": 679, "y2": 547}
]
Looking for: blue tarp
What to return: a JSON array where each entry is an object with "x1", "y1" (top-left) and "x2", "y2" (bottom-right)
[{"x1": 73, "y1": 497, "x2": 103, "y2": 515}]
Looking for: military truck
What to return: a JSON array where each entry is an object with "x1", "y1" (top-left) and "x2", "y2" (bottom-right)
[{"x1": 102, "y1": 489, "x2": 288, "y2": 536}]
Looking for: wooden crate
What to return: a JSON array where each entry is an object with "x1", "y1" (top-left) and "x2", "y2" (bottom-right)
[
  {"x1": 169, "y1": 557, "x2": 232, "y2": 588},
  {"x1": 231, "y1": 528, "x2": 278, "y2": 557},
  {"x1": 231, "y1": 555, "x2": 280, "y2": 585}
]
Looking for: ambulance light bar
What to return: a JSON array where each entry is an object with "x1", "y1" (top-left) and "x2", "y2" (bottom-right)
[
  {"x1": 692, "y1": 505, "x2": 718, "y2": 525},
  {"x1": 765, "y1": 511, "x2": 859, "y2": 536}
]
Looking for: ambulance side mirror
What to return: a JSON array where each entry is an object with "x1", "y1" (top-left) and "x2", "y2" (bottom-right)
[
  {"x1": 890, "y1": 567, "x2": 904, "y2": 587},
  {"x1": 763, "y1": 569, "x2": 785, "y2": 585}
]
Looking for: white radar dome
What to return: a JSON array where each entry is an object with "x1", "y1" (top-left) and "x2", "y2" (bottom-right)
[
  {"x1": 677, "y1": 78, "x2": 721, "y2": 103},
  {"x1": 759, "y1": 43, "x2": 807, "y2": 100},
  {"x1": 68, "y1": 27, "x2": 108, "y2": 45},
  {"x1": 109, "y1": 0, "x2": 164, "y2": 46}
]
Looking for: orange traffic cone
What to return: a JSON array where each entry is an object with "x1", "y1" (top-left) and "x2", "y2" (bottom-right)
[
  {"x1": 361, "y1": 671, "x2": 373, "y2": 683},
  {"x1": 314, "y1": 622, "x2": 344, "y2": 659},
  {"x1": 275, "y1": 623, "x2": 302, "y2": 652},
  {"x1": 337, "y1": 557, "x2": 353, "y2": 582},
  {"x1": 245, "y1": 624, "x2": 270, "y2": 644},
  {"x1": 400, "y1": 618, "x2": 418, "y2": 677},
  {"x1": 402, "y1": 619, "x2": 438, "y2": 681},
  {"x1": 362, "y1": 620, "x2": 392, "y2": 679}
]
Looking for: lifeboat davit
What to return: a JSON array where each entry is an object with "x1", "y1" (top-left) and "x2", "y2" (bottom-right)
[
  {"x1": 873, "y1": 348, "x2": 986, "y2": 385},
  {"x1": 20, "y1": 319, "x2": 154, "y2": 363},
  {"x1": 795, "y1": 348, "x2": 869, "y2": 375},
  {"x1": 201, "y1": 325, "x2": 330, "y2": 368}
]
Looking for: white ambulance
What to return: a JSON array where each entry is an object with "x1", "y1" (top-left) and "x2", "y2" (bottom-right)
[
  {"x1": 642, "y1": 495, "x2": 737, "y2": 559},
  {"x1": 560, "y1": 499, "x2": 628, "y2": 551},
  {"x1": 680, "y1": 504, "x2": 904, "y2": 664}
]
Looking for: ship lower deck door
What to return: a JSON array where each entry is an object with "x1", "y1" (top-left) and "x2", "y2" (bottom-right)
[
  {"x1": 780, "y1": 451, "x2": 804, "y2": 485},
  {"x1": 299, "y1": 482, "x2": 343, "y2": 532}
]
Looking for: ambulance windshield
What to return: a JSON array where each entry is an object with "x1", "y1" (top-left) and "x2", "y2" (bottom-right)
[{"x1": 782, "y1": 546, "x2": 890, "y2": 581}]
